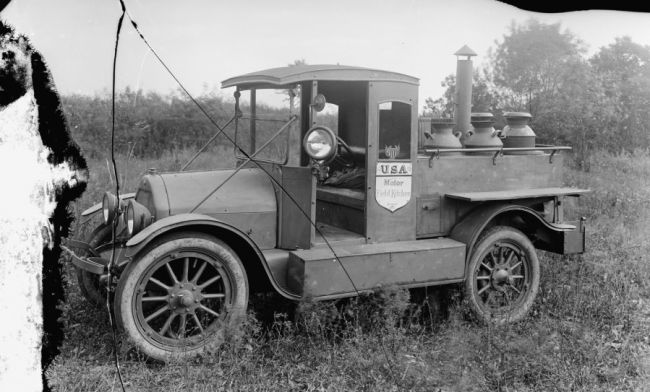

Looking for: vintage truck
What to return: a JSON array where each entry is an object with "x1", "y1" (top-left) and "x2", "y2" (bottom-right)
[{"x1": 69, "y1": 63, "x2": 587, "y2": 361}]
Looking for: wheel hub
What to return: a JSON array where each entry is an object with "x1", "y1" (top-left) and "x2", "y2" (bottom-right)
[
  {"x1": 493, "y1": 268, "x2": 509, "y2": 282},
  {"x1": 170, "y1": 286, "x2": 199, "y2": 312},
  {"x1": 491, "y1": 268, "x2": 510, "y2": 291}
]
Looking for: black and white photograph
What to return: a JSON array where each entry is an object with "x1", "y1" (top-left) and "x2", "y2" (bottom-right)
[{"x1": 1, "y1": 1, "x2": 649, "y2": 391}]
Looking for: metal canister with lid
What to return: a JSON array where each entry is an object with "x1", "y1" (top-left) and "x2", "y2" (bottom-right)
[
  {"x1": 464, "y1": 112, "x2": 502, "y2": 153},
  {"x1": 427, "y1": 118, "x2": 462, "y2": 152},
  {"x1": 502, "y1": 112, "x2": 540, "y2": 154}
]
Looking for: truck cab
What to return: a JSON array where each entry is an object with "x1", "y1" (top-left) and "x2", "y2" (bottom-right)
[{"x1": 70, "y1": 64, "x2": 587, "y2": 361}]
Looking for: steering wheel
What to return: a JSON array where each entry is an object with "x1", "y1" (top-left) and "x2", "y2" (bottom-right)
[{"x1": 333, "y1": 136, "x2": 355, "y2": 168}]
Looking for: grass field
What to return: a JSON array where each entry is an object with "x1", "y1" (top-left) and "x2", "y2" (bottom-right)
[{"x1": 46, "y1": 148, "x2": 650, "y2": 391}]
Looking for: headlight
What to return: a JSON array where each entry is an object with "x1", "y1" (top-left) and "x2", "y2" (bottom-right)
[
  {"x1": 102, "y1": 192, "x2": 119, "y2": 224},
  {"x1": 124, "y1": 200, "x2": 152, "y2": 236},
  {"x1": 303, "y1": 126, "x2": 338, "y2": 161}
]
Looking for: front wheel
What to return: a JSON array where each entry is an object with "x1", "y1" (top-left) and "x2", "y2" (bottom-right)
[
  {"x1": 114, "y1": 232, "x2": 248, "y2": 361},
  {"x1": 464, "y1": 226, "x2": 540, "y2": 324},
  {"x1": 76, "y1": 224, "x2": 113, "y2": 308}
]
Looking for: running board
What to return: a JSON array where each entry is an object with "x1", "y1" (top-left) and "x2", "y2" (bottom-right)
[{"x1": 286, "y1": 238, "x2": 466, "y2": 300}]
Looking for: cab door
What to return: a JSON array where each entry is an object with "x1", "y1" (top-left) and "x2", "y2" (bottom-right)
[{"x1": 366, "y1": 81, "x2": 418, "y2": 243}]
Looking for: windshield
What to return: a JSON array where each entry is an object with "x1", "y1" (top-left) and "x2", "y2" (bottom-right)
[{"x1": 234, "y1": 87, "x2": 297, "y2": 164}]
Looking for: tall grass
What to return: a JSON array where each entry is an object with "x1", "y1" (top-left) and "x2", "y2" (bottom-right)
[{"x1": 48, "y1": 150, "x2": 650, "y2": 391}]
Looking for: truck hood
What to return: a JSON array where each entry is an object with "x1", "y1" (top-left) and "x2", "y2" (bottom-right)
[
  {"x1": 135, "y1": 168, "x2": 278, "y2": 248},
  {"x1": 156, "y1": 168, "x2": 276, "y2": 216}
]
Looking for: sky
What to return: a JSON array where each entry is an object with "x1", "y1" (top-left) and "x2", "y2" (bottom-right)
[{"x1": 2, "y1": 0, "x2": 650, "y2": 111}]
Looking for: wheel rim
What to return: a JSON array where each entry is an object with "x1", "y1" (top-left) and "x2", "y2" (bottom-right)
[
  {"x1": 133, "y1": 249, "x2": 233, "y2": 350},
  {"x1": 473, "y1": 241, "x2": 531, "y2": 316}
]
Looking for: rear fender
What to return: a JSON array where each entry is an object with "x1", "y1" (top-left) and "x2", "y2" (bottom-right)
[
  {"x1": 124, "y1": 213, "x2": 300, "y2": 300},
  {"x1": 449, "y1": 202, "x2": 584, "y2": 267}
]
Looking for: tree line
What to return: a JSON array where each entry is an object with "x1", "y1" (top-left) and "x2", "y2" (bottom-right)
[
  {"x1": 62, "y1": 88, "x2": 293, "y2": 160},
  {"x1": 424, "y1": 19, "x2": 650, "y2": 169},
  {"x1": 63, "y1": 19, "x2": 650, "y2": 169}
]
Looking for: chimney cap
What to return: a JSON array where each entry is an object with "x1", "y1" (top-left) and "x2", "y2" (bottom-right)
[{"x1": 454, "y1": 45, "x2": 477, "y2": 57}]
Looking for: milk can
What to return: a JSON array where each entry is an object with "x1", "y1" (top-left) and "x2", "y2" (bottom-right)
[
  {"x1": 428, "y1": 118, "x2": 462, "y2": 151},
  {"x1": 464, "y1": 112, "x2": 502, "y2": 153},
  {"x1": 502, "y1": 112, "x2": 539, "y2": 154}
]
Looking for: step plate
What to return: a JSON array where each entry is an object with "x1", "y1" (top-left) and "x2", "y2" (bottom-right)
[{"x1": 287, "y1": 238, "x2": 466, "y2": 299}]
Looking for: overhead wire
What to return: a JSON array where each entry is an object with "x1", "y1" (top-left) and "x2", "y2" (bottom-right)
[
  {"x1": 119, "y1": 5, "x2": 362, "y2": 297},
  {"x1": 112, "y1": 0, "x2": 401, "y2": 388},
  {"x1": 106, "y1": 1, "x2": 127, "y2": 391}
]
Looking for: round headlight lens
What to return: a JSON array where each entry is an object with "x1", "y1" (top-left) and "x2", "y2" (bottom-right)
[
  {"x1": 125, "y1": 200, "x2": 152, "y2": 237},
  {"x1": 303, "y1": 126, "x2": 337, "y2": 161},
  {"x1": 102, "y1": 201, "x2": 109, "y2": 223},
  {"x1": 126, "y1": 202, "x2": 135, "y2": 235},
  {"x1": 102, "y1": 192, "x2": 118, "y2": 225}
]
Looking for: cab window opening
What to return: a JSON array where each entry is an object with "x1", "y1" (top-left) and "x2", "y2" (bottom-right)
[
  {"x1": 378, "y1": 101, "x2": 411, "y2": 160},
  {"x1": 311, "y1": 81, "x2": 368, "y2": 189}
]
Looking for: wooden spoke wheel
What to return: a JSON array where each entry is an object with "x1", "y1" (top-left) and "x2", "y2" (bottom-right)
[
  {"x1": 465, "y1": 226, "x2": 539, "y2": 324},
  {"x1": 115, "y1": 232, "x2": 248, "y2": 361}
]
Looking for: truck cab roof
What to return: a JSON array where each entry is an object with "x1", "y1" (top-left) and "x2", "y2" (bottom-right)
[{"x1": 221, "y1": 64, "x2": 419, "y2": 90}]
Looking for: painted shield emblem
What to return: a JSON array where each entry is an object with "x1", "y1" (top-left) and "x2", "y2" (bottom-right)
[
  {"x1": 384, "y1": 144, "x2": 400, "y2": 159},
  {"x1": 375, "y1": 162, "x2": 412, "y2": 212}
]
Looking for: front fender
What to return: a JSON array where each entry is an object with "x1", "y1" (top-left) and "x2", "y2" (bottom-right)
[
  {"x1": 126, "y1": 213, "x2": 252, "y2": 257},
  {"x1": 124, "y1": 213, "x2": 300, "y2": 300},
  {"x1": 449, "y1": 202, "x2": 584, "y2": 264}
]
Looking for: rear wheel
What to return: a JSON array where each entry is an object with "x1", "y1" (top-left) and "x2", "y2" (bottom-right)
[
  {"x1": 464, "y1": 226, "x2": 539, "y2": 324},
  {"x1": 114, "y1": 232, "x2": 248, "y2": 361}
]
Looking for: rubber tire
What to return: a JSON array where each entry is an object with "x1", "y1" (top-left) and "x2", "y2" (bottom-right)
[
  {"x1": 114, "y1": 232, "x2": 249, "y2": 361},
  {"x1": 464, "y1": 226, "x2": 540, "y2": 324},
  {"x1": 76, "y1": 224, "x2": 113, "y2": 308}
]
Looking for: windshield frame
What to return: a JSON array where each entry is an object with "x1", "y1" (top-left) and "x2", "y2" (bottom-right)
[{"x1": 233, "y1": 86, "x2": 298, "y2": 165}]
